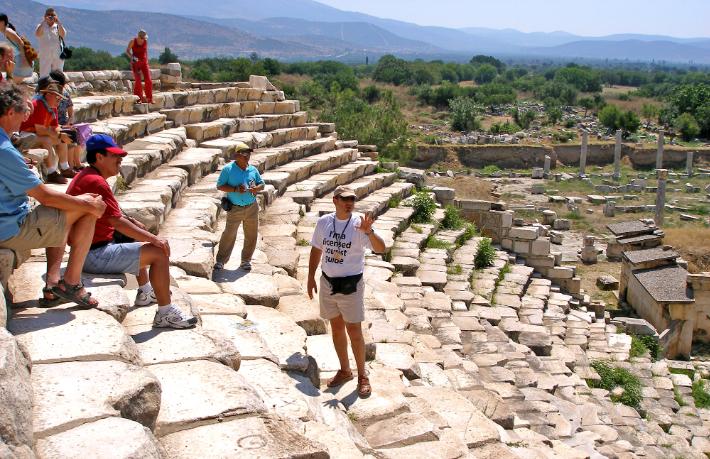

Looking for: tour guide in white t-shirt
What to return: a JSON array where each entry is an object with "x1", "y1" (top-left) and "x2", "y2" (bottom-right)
[{"x1": 308, "y1": 185, "x2": 385, "y2": 398}]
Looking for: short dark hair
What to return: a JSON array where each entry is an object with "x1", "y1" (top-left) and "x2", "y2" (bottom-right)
[
  {"x1": 49, "y1": 70, "x2": 67, "y2": 86},
  {"x1": 0, "y1": 83, "x2": 29, "y2": 118},
  {"x1": 44, "y1": 8, "x2": 56, "y2": 16},
  {"x1": 86, "y1": 149, "x2": 107, "y2": 164},
  {"x1": 0, "y1": 14, "x2": 8, "y2": 26}
]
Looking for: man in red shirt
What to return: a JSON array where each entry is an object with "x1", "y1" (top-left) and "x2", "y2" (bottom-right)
[
  {"x1": 19, "y1": 81, "x2": 74, "y2": 184},
  {"x1": 66, "y1": 134, "x2": 196, "y2": 329}
]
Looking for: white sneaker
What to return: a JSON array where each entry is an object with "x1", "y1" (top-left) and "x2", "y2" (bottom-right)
[
  {"x1": 240, "y1": 261, "x2": 252, "y2": 271},
  {"x1": 214, "y1": 262, "x2": 224, "y2": 270},
  {"x1": 134, "y1": 289, "x2": 157, "y2": 307},
  {"x1": 152, "y1": 305, "x2": 197, "y2": 329}
]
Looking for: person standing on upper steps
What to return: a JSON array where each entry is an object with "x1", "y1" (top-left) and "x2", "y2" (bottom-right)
[
  {"x1": 126, "y1": 30, "x2": 153, "y2": 104},
  {"x1": 35, "y1": 8, "x2": 65, "y2": 78}
]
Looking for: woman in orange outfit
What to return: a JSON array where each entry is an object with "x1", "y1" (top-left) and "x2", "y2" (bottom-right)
[{"x1": 125, "y1": 30, "x2": 152, "y2": 104}]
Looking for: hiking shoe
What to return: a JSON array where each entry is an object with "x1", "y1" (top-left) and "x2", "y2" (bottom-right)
[
  {"x1": 152, "y1": 305, "x2": 197, "y2": 329},
  {"x1": 46, "y1": 171, "x2": 67, "y2": 184},
  {"x1": 60, "y1": 167, "x2": 77, "y2": 178},
  {"x1": 327, "y1": 369, "x2": 354, "y2": 388},
  {"x1": 214, "y1": 262, "x2": 224, "y2": 270},
  {"x1": 134, "y1": 289, "x2": 157, "y2": 307},
  {"x1": 240, "y1": 261, "x2": 252, "y2": 271}
]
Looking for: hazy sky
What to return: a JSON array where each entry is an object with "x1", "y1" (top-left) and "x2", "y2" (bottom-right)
[{"x1": 317, "y1": 0, "x2": 709, "y2": 37}]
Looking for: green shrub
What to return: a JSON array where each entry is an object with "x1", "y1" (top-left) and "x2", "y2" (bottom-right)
[
  {"x1": 388, "y1": 196, "x2": 401, "y2": 208},
  {"x1": 411, "y1": 224, "x2": 423, "y2": 234},
  {"x1": 447, "y1": 264, "x2": 463, "y2": 275},
  {"x1": 449, "y1": 97, "x2": 482, "y2": 132},
  {"x1": 426, "y1": 237, "x2": 452, "y2": 249},
  {"x1": 296, "y1": 239, "x2": 310, "y2": 247},
  {"x1": 456, "y1": 223, "x2": 478, "y2": 247},
  {"x1": 589, "y1": 361, "x2": 642, "y2": 408},
  {"x1": 442, "y1": 205, "x2": 465, "y2": 230},
  {"x1": 692, "y1": 380, "x2": 710, "y2": 408},
  {"x1": 675, "y1": 112, "x2": 701, "y2": 141},
  {"x1": 475, "y1": 238, "x2": 495, "y2": 269},
  {"x1": 411, "y1": 192, "x2": 437, "y2": 223},
  {"x1": 629, "y1": 335, "x2": 649, "y2": 359},
  {"x1": 674, "y1": 386, "x2": 687, "y2": 407},
  {"x1": 481, "y1": 165, "x2": 501, "y2": 175}
]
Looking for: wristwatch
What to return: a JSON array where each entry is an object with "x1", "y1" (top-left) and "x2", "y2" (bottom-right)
[{"x1": 366, "y1": 229, "x2": 375, "y2": 235}]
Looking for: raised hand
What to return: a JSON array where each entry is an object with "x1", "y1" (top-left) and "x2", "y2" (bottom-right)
[{"x1": 357, "y1": 212, "x2": 375, "y2": 233}]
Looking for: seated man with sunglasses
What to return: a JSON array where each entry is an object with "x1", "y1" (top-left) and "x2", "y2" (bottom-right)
[{"x1": 307, "y1": 185, "x2": 385, "y2": 398}]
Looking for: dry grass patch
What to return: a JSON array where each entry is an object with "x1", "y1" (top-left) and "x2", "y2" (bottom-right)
[
  {"x1": 427, "y1": 175, "x2": 495, "y2": 201},
  {"x1": 664, "y1": 227, "x2": 710, "y2": 272}
]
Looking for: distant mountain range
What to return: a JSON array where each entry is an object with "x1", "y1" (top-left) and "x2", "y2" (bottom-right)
[{"x1": 6, "y1": 0, "x2": 710, "y2": 64}]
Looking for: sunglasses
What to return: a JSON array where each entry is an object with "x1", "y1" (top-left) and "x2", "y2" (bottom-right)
[{"x1": 337, "y1": 196, "x2": 356, "y2": 202}]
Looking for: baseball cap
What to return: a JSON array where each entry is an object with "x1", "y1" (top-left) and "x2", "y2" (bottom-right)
[
  {"x1": 333, "y1": 185, "x2": 357, "y2": 198},
  {"x1": 234, "y1": 142, "x2": 253, "y2": 154},
  {"x1": 86, "y1": 134, "x2": 128, "y2": 156}
]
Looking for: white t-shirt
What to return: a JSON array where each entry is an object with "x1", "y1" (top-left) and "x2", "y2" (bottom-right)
[
  {"x1": 311, "y1": 212, "x2": 372, "y2": 278},
  {"x1": 37, "y1": 23, "x2": 61, "y2": 54}
]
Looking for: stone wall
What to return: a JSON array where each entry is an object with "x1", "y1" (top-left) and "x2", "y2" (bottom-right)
[
  {"x1": 414, "y1": 143, "x2": 710, "y2": 170},
  {"x1": 626, "y1": 273, "x2": 671, "y2": 331}
]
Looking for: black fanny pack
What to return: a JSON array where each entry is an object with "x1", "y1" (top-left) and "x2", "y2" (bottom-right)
[
  {"x1": 220, "y1": 196, "x2": 233, "y2": 212},
  {"x1": 323, "y1": 272, "x2": 363, "y2": 296}
]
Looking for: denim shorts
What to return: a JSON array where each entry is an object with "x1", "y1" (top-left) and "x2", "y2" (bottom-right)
[{"x1": 83, "y1": 242, "x2": 143, "y2": 275}]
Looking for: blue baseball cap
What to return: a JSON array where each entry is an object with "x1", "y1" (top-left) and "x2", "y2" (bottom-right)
[{"x1": 85, "y1": 134, "x2": 127, "y2": 156}]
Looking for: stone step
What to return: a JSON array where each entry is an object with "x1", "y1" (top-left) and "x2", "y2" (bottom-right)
[
  {"x1": 73, "y1": 94, "x2": 139, "y2": 123},
  {"x1": 261, "y1": 148, "x2": 359, "y2": 195},
  {"x1": 310, "y1": 181, "x2": 415, "y2": 217},
  {"x1": 91, "y1": 112, "x2": 167, "y2": 146},
  {"x1": 284, "y1": 160, "x2": 380, "y2": 206},
  {"x1": 159, "y1": 100, "x2": 300, "y2": 127}
]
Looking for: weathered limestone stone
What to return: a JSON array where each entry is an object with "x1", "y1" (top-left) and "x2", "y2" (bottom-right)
[
  {"x1": 150, "y1": 360, "x2": 266, "y2": 436},
  {"x1": 365, "y1": 412, "x2": 437, "y2": 448},
  {"x1": 239, "y1": 359, "x2": 313, "y2": 421},
  {"x1": 9, "y1": 307, "x2": 140, "y2": 364},
  {"x1": 244, "y1": 305, "x2": 309, "y2": 371},
  {"x1": 406, "y1": 386, "x2": 500, "y2": 447},
  {"x1": 160, "y1": 415, "x2": 329, "y2": 458},
  {"x1": 215, "y1": 271, "x2": 279, "y2": 307},
  {"x1": 35, "y1": 417, "x2": 164, "y2": 459},
  {"x1": 31, "y1": 361, "x2": 161, "y2": 438},
  {"x1": 337, "y1": 365, "x2": 408, "y2": 423},
  {"x1": 200, "y1": 314, "x2": 278, "y2": 363},
  {"x1": 0, "y1": 329, "x2": 33, "y2": 451},
  {"x1": 277, "y1": 294, "x2": 326, "y2": 335},
  {"x1": 191, "y1": 293, "x2": 246, "y2": 317},
  {"x1": 375, "y1": 343, "x2": 416, "y2": 377}
]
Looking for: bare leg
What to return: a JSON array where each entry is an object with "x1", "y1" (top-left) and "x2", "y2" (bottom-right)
[
  {"x1": 55, "y1": 142, "x2": 68, "y2": 168},
  {"x1": 62, "y1": 213, "x2": 96, "y2": 285},
  {"x1": 136, "y1": 267, "x2": 149, "y2": 286},
  {"x1": 139, "y1": 245, "x2": 171, "y2": 306},
  {"x1": 345, "y1": 322, "x2": 366, "y2": 376},
  {"x1": 330, "y1": 315, "x2": 351, "y2": 372}
]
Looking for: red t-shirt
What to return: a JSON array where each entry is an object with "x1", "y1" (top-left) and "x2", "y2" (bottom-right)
[
  {"x1": 66, "y1": 167, "x2": 122, "y2": 244},
  {"x1": 20, "y1": 97, "x2": 58, "y2": 132}
]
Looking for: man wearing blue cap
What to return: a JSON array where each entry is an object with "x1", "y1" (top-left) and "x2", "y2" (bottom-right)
[
  {"x1": 0, "y1": 83, "x2": 106, "y2": 309},
  {"x1": 65, "y1": 134, "x2": 197, "y2": 329}
]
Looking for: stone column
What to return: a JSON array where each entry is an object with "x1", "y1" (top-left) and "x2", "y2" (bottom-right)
[
  {"x1": 580, "y1": 235, "x2": 598, "y2": 264},
  {"x1": 604, "y1": 200, "x2": 616, "y2": 217},
  {"x1": 613, "y1": 130, "x2": 622, "y2": 181},
  {"x1": 687, "y1": 151, "x2": 694, "y2": 177},
  {"x1": 656, "y1": 130, "x2": 664, "y2": 169},
  {"x1": 579, "y1": 130, "x2": 588, "y2": 177},
  {"x1": 655, "y1": 169, "x2": 668, "y2": 226},
  {"x1": 543, "y1": 155, "x2": 551, "y2": 178}
]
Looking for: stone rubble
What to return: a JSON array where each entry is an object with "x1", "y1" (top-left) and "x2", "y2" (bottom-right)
[{"x1": 0, "y1": 75, "x2": 709, "y2": 459}]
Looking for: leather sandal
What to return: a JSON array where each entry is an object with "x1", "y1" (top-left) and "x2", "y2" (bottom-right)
[
  {"x1": 327, "y1": 369, "x2": 354, "y2": 388},
  {"x1": 357, "y1": 374, "x2": 372, "y2": 398},
  {"x1": 38, "y1": 285, "x2": 67, "y2": 308},
  {"x1": 51, "y1": 279, "x2": 98, "y2": 309}
]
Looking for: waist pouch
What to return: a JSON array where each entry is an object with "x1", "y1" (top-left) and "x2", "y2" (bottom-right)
[
  {"x1": 220, "y1": 196, "x2": 233, "y2": 212},
  {"x1": 323, "y1": 272, "x2": 363, "y2": 296}
]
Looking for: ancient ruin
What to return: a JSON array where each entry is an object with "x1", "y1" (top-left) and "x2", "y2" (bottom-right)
[{"x1": 2, "y1": 67, "x2": 710, "y2": 459}]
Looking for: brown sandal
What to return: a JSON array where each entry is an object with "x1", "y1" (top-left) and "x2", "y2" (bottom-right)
[
  {"x1": 327, "y1": 369, "x2": 354, "y2": 388},
  {"x1": 357, "y1": 375, "x2": 371, "y2": 398},
  {"x1": 51, "y1": 280, "x2": 98, "y2": 309}
]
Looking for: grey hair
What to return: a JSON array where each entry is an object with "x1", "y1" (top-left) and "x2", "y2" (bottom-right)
[
  {"x1": 0, "y1": 43, "x2": 12, "y2": 57},
  {"x1": 0, "y1": 83, "x2": 29, "y2": 118}
]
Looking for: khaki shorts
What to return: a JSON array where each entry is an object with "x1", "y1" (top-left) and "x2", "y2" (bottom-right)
[
  {"x1": 319, "y1": 275, "x2": 365, "y2": 323},
  {"x1": 0, "y1": 206, "x2": 66, "y2": 251}
]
